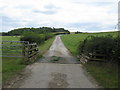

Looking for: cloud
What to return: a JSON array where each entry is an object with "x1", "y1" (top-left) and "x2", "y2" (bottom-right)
[
  {"x1": 33, "y1": 10, "x2": 57, "y2": 15},
  {"x1": 44, "y1": 4, "x2": 60, "y2": 9},
  {"x1": 2, "y1": 16, "x2": 29, "y2": 32},
  {"x1": 1, "y1": 0, "x2": 118, "y2": 32}
]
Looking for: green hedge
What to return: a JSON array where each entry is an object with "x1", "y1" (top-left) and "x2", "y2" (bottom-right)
[
  {"x1": 20, "y1": 32, "x2": 54, "y2": 44},
  {"x1": 78, "y1": 35, "x2": 120, "y2": 63}
]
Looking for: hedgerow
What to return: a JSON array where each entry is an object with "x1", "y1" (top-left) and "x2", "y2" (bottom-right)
[
  {"x1": 78, "y1": 35, "x2": 120, "y2": 63},
  {"x1": 20, "y1": 32, "x2": 54, "y2": 44}
]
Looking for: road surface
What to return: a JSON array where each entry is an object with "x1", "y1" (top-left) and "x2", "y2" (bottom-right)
[{"x1": 7, "y1": 35, "x2": 99, "y2": 88}]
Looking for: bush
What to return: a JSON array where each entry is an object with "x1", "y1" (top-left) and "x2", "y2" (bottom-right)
[
  {"x1": 20, "y1": 32, "x2": 54, "y2": 45},
  {"x1": 78, "y1": 35, "x2": 120, "y2": 63},
  {"x1": 20, "y1": 32, "x2": 42, "y2": 44},
  {"x1": 44, "y1": 33, "x2": 54, "y2": 40}
]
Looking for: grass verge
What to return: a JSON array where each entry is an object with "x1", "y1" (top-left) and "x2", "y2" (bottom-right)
[
  {"x1": 2, "y1": 57, "x2": 25, "y2": 84},
  {"x1": 84, "y1": 62, "x2": 118, "y2": 88},
  {"x1": 38, "y1": 37, "x2": 55, "y2": 57}
]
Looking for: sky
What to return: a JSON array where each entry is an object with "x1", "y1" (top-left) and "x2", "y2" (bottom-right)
[{"x1": 0, "y1": 0, "x2": 119, "y2": 32}]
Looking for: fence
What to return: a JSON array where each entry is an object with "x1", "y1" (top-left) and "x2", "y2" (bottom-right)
[
  {"x1": 80, "y1": 50, "x2": 106, "y2": 63},
  {"x1": 1, "y1": 41, "x2": 39, "y2": 64},
  {"x1": 23, "y1": 43, "x2": 39, "y2": 64}
]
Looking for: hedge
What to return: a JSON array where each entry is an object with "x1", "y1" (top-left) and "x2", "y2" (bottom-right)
[
  {"x1": 78, "y1": 35, "x2": 120, "y2": 63},
  {"x1": 20, "y1": 32, "x2": 54, "y2": 45}
]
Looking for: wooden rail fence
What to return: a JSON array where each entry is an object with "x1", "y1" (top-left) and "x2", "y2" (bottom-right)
[
  {"x1": 1, "y1": 41, "x2": 39, "y2": 64},
  {"x1": 80, "y1": 50, "x2": 106, "y2": 63},
  {"x1": 23, "y1": 43, "x2": 39, "y2": 64}
]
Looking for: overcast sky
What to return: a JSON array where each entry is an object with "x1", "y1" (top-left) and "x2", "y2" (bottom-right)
[{"x1": 0, "y1": 0, "x2": 119, "y2": 32}]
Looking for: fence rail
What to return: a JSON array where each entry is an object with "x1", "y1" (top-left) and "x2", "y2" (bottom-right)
[
  {"x1": 80, "y1": 50, "x2": 106, "y2": 63},
  {"x1": 1, "y1": 41, "x2": 39, "y2": 64},
  {"x1": 23, "y1": 43, "x2": 39, "y2": 64}
]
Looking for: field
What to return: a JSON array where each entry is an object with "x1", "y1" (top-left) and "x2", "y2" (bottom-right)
[
  {"x1": 61, "y1": 31, "x2": 118, "y2": 56},
  {"x1": 1, "y1": 36, "x2": 21, "y2": 41},
  {"x1": 61, "y1": 31, "x2": 119, "y2": 88},
  {"x1": 2, "y1": 36, "x2": 55, "y2": 84}
]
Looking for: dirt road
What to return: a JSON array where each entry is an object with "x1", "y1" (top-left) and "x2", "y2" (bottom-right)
[
  {"x1": 38, "y1": 35, "x2": 79, "y2": 64},
  {"x1": 8, "y1": 35, "x2": 99, "y2": 88}
]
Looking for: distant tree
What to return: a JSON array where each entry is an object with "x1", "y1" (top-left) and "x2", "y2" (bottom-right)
[
  {"x1": 75, "y1": 31, "x2": 82, "y2": 34},
  {"x1": 7, "y1": 27, "x2": 70, "y2": 36}
]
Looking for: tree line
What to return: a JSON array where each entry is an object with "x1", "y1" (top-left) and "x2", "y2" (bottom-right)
[{"x1": 2, "y1": 27, "x2": 70, "y2": 36}]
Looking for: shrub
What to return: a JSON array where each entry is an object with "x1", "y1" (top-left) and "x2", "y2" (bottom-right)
[
  {"x1": 44, "y1": 33, "x2": 54, "y2": 40},
  {"x1": 20, "y1": 32, "x2": 44, "y2": 44},
  {"x1": 78, "y1": 35, "x2": 119, "y2": 63},
  {"x1": 20, "y1": 32, "x2": 54, "y2": 45}
]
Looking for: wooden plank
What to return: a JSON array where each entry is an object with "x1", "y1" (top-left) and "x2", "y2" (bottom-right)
[
  {"x1": 28, "y1": 51, "x2": 39, "y2": 58},
  {"x1": 81, "y1": 53, "x2": 105, "y2": 61}
]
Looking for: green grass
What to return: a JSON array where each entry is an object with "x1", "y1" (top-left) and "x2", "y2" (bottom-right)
[
  {"x1": 61, "y1": 31, "x2": 118, "y2": 56},
  {"x1": 38, "y1": 37, "x2": 55, "y2": 56},
  {"x1": 61, "y1": 31, "x2": 119, "y2": 88},
  {"x1": 84, "y1": 62, "x2": 118, "y2": 88},
  {"x1": 1, "y1": 36, "x2": 21, "y2": 41},
  {"x1": 2, "y1": 57, "x2": 25, "y2": 84},
  {"x1": 2, "y1": 36, "x2": 24, "y2": 84}
]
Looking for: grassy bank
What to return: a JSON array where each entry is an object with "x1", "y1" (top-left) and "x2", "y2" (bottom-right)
[
  {"x1": 61, "y1": 31, "x2": 118, "y2": 88},
  {"x1": 84, "y1": 62, "x2": 118, "y2": 88},
  {"x1": 38, "y1": 37, "x2": 55, "y2": 57},
  {"x1": 2, "y1": 57, "x2": 25, "y2": 84}
]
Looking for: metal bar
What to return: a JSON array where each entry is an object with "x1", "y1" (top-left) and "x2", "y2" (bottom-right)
[
  {"x1": 0, "y1": 41, "x2": 29, "y2": 43},
  {"x1": 1, "y1": 44, "x2": 23, "y2": 46},
  {"x1": 0, "y1": 56, "x2": 23, "y2": 57}
]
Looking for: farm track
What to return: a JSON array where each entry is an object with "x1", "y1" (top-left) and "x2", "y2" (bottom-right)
[{"x1": 6, "y1": 35, "x2": 99, "y2": 88}]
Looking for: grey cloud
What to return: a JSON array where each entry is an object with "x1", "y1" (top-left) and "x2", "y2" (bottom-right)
[
  {"x1": 64, "y1": 22, "x2": 115, "y2": 31},
  {"x1": 33, "y1": 10, "x2": 57, "y2": 15},
  {"x1": 44, "y1": 4, "x2": 59, "y2": 9},
  {"x1": 74, "y1": 1, "x2": 113, "y2": 6},
  {"x1": 2, "y1": 16, "x2": 29, "y2": 31}
]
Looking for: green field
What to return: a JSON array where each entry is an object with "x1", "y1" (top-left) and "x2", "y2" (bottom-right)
[
  {"x1": 2, "y1": 36, "x2": 55, "y2": 85},
  {"x1": 61, "y1": 31, "x2": 118, "y2": 56},
  {"x1": 1, "y1": 36, "x2": 21, "y2": 41},
  {"x1": 61, "y1": 31, "x2": 118, "y2": 88}
]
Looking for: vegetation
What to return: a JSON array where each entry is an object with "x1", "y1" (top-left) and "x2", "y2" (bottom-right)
[
  {"x1": 2, "y1": 57, "x2": 25, "y2": 84},
  {"x1": 78, "y1": 35, "x2": 119, "y2": 63},
  {"x1": 1, "y1": 36, "x2": 20, "y2": 41},
  {"x1": 38, "y1": 37, "x2": 55, "y2": 57},
  {"x1": 84, "y1": 62, "x2": 118, "y2": 88},
  {"x1": 61, "y1": 31, "x2": 119, "y2": 56},
  {"x1": 61, "y1": 31, "x2": 119, "y2": 88},
  {"x1": 20, "y1": 32, "x2": 54, "y2": 44},
  {"x1": 75, "y1": 31, "x2": 83, "y2": 34},
  {"x1": 2, "y1": 27, "x2": 70, "y2": 36}
]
